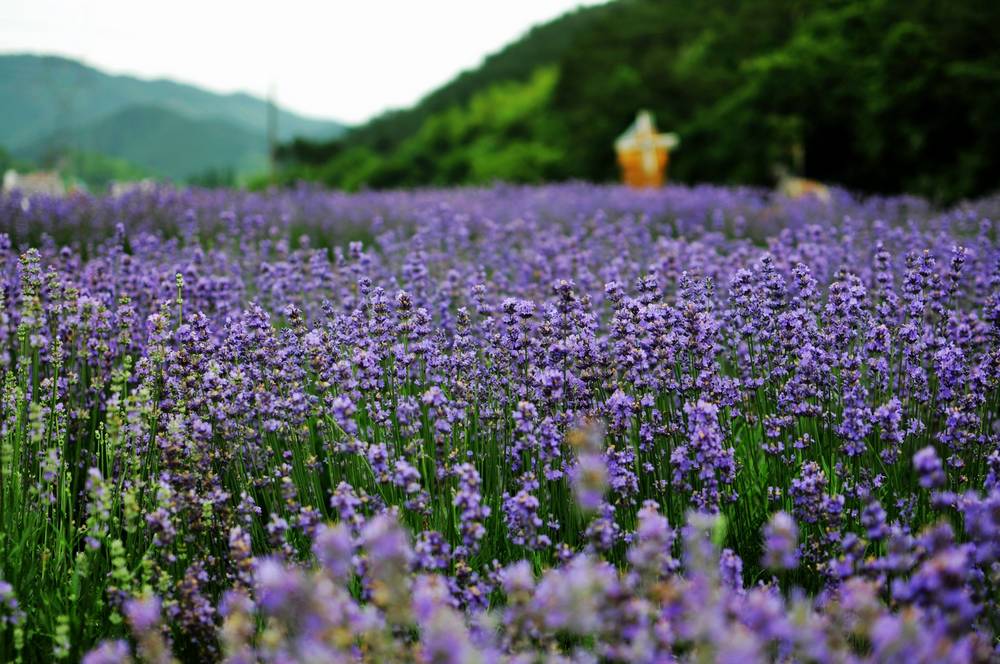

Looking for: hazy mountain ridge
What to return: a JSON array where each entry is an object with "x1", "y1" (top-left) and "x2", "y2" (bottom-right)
[
  {"x1": 0, "y1": 54, "x2": 345, "y2": 180},
  {"x1": 17, "y1": 104, "x2": 269, "y2": 180}
]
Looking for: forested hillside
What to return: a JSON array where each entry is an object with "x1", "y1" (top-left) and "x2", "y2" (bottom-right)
[{"x1": 278, "y1": 0, "x2": 1000, "y2": 202}]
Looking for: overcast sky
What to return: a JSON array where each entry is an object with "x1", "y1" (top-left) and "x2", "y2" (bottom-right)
[{"x1": 0, "y1": 0, "x2": 604, "y2": 125}]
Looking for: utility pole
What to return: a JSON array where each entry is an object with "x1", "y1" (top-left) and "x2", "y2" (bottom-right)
[
  {"x1": 267, "y1": 84, "x2": 278, "y2": 177},
  {"x1": 41, "y1": 57, "x2": 80, "y2": 169}
]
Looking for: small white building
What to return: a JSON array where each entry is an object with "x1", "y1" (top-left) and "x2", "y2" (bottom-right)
[
  {"x1": 109, "y1": 179, "x2": 157, "y2": 197},
  {"x1": 2, "y1": 169, "x2": 66, "y2": 197}
]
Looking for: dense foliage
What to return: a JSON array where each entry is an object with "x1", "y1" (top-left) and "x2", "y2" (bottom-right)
[
  {"x1": 0, "y1": 184, "x2": 999, "y2": 661},
  {"x1": 279, "y1": 0, "x2": 1000, "y2": 202},
  {"x1": 278, "y1": 69, "x2": 565, "y2": 190}
]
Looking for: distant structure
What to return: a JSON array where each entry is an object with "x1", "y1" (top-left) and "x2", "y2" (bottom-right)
[
  {"x1": 615, "y1": 111, "x2": 679, "y2": 188},
  {"x1": 2, "y1": 169, "x2": 66, "y2": 197},
  {"x1": 773, "y1": 164, "x2": 831, "y2": 203},
  {"x1": 109, "y1": 179, "x2": 157, "y2": 197}
]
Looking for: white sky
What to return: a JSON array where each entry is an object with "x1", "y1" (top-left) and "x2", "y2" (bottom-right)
[{"x1": 0, "y1": 0, "x2": 604, "y2": 125}]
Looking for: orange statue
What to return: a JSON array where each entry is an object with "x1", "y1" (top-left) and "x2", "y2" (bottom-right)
[{"x1": 615, "y1": 111, "x2": 679, "y2": 188}]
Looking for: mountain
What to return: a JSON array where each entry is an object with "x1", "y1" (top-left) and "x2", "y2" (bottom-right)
[
  {"x1": 18, "y1": 105, "x2": 267, "y2": 181},
  {"x1": 0, "y1": 54, "x2": 345, "y2": 180},
  {"x1": 279, "y1": 0, "x2": 1000, "y2": 203}
]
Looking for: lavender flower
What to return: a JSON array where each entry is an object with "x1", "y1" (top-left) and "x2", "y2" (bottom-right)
[
  {"x1": 454, "y1": 463, "x2": 490, "y2": 557},
  {"x1": 627, "y1": 500, "x2": 679, "y2": 579},
  {"x1": 914, "y1": 446, "x2": 946, "y2": 489},
  {"x1": 81, "y1": 641, "x2": 132, "y2": 664},
  {"x1": 672, "y1": 400, "x2": 736, "y2": 511},
  {"x1": 503, "y1": 484, "x2": 551, "y2": 551},
  {"x1": 763, "y1": 512, "x2": 799, "y2": 571}
]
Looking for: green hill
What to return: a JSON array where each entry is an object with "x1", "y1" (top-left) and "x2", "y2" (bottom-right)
[
  {"x1": 0, "y1": 54, "x2": 344, "y2": 148},
  {"x1": 0, "y1": 54, "x2": 345, "y2": 181},
  {"x1": 279, "y1": 68, "x2": 564, "y2": 189},
  {"x1": 330, "y1": 6, "x2": 604, "y2": 156},
  {"x1": 18, "y1": 104, "x2": 268, "y2": 181},
  {"x1": 280, "y1": 0, "x2": 1000, "y2": 202}
]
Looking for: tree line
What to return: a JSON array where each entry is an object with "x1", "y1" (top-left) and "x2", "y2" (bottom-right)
[{"x1": 277, "y1": 0, "x2": 1000, "y2": 202}]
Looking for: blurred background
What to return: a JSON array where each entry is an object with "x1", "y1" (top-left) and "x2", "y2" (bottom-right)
[{"x1": 1, "y1": 0, "x2": 998, "y2": 202}]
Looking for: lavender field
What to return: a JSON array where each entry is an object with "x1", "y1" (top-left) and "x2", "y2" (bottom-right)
[{"x1": 0, "y1": 184, "x2": 999, "y2": 662}]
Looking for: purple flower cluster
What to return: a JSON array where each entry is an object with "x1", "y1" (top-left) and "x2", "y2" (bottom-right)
[
  {"x1": 90, "y1": 507, "x2": 995, "y2": 663},
  {"x1": 0, "y1": 183, "x2": 997, "y2": 661}
]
